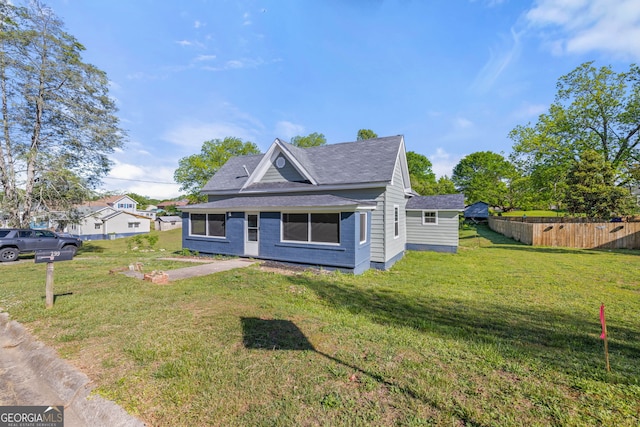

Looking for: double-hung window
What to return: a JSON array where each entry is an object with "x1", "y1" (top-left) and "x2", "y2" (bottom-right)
[
  {"x1": 359, "y1": 212, "x2": 367, "y2": 244},
  {"x1": 423, "y1": 211, "x2": 437, "y2": 225},
  {"x1": 191, "y1": 213, "x2": 226, "y2": 237},
  {"x1": 282, "y1": 213, "x2": 340, "y2": 244},
  {"x1": 394, "y1": 205, "x2": 400, "y2": 238}
]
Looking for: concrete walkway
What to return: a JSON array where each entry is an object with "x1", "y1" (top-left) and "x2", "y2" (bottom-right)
[{"x1": 121, "y1": 257, "x2": 258, "y2": 281}]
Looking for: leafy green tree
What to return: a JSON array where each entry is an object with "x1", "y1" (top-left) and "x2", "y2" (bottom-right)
[
  {"x1": 452, "y1": 151, "x2": 518, "y2": 210},
  {"x1": 290, "y1": 132, "x2": 326, "y2": 147},
  {"x1": 406, "y1": 151, "x2": 436, "y2": 195},
  {"x1": 510, "y1": 62, "x2": 640, "y2": 203},
  {"x1": 565, "y1": 149, "x2": 633, "y2": 218},
  {"x1": 0, "y1": 1, "x2": 124, "y2": 227},
  {"x1": 127, "y1": 193, "x2": 152, "y2": 210},
  {"x1": 433, "y1": 176, "x2": 457, "y2": 195},
  {"x1": 357, "y1": 129, "x2": 378, "y2": 140},
  {"x1": 174, "y1": 137, "x2": 260, "y2": 200}
]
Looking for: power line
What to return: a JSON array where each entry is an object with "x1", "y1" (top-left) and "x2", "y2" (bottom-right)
[{"x1": 102, "y1": 176, "x2": 177, "y2": 185}]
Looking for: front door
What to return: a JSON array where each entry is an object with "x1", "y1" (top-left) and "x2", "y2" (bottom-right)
[{"x1": 245, "y1": 213, "x2": 259, "y2": 257}]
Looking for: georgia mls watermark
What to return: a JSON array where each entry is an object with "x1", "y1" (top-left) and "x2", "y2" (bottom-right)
[{"x1": 0, "y1": 406, "x2": 63, "y2": 427}]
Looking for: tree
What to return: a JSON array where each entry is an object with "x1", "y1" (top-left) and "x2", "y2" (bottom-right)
[
  {"x1": 174, "y1": 137, "x2": 260, "y2": 200},
  {"x1": 510, "y1": 62, "x2": 640, "y2": 201},
  {"x1": 405, "y1": 151, "x2": 436, "y2": 195},
  {"x1": 452, "y1": 151, "x2": 518, "y2": 210},
  {"x1": 0, "y1": 1, "x2": 124, "y2": 227},
  {"x1": 290, "y1": 132, "x2": 326, "y2": 148},
  {"x1": 565, "y1": 149, "x2": 632, "y2": 218},
  {"x1": 357, "y1": 129, "x2": 378, "y2": 140},
  {"x1": 433, "y1": 176, "x2": 457, "y2": 195}
]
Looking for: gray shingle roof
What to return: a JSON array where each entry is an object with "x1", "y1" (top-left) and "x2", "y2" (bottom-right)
[
  {"x1": 184, "y1": 195, "x2": 376, "y2": 211},
  {"x1": 406, "y1": 194, "x2": 465, "y2": 210},
  {"x1": 202, "y1": 135, "x2": 404, "y2": 194},
  {"x1": 157, "y1": 215, "x2": 183, "y2": 222}
]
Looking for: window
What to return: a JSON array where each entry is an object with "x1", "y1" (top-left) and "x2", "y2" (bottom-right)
[
  {"x1": 394, "y1": 205, "x2": 400, "y2": 238},
  {"x1": 423, "y1": 211, "x2": 437, "y2": 225},
  {"x1": 128, "y1": 222, "x2": 140, "y2": 228},
  {"x1": 190, "y1": 213, "x2": 226, "y2": 237},
  {"x1": 359, "y1": 212, "x2": 367, "y2": 244},
  {"x1": 282, "y1": 213, "x2": 340, "y2": 244},
  {"x1": 95, "y1": 223, "x2": 102, "y2": 230}
]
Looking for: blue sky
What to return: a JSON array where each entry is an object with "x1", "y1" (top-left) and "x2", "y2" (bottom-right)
[{"x1": 44, "y1": 0, "x2": 640, "y2": 199}]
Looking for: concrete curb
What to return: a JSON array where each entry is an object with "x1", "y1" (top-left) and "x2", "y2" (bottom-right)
[{"x1": 0, "y1": 312, "x2": 146, "y2": 427}]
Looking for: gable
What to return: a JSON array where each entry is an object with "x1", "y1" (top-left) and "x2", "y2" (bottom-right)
[{"x1": 261, "y1": 154, "x2": 309, "y2": 184}]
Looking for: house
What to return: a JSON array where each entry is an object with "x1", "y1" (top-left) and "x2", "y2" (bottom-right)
[
  {"x1": 87, "y1": 195, "x2": 157, "y2": 220},
  {"x1": 155, "y1": 215, "x2": 183, "y2": 231},
  {"x1": 182, "y1": 136, "x2": 461, "y2": 274},
  {"x1": 67, "y1": 206, "x2": 151, "y2": 240},
  {"x1": 464, "y1": 201, "x2": 490, "y2": 223},
  {"x1": 406, "y1": 194, "x2": 465, "y2": 252}
]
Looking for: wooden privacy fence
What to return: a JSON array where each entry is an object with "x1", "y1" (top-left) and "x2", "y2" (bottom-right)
[{"x1": 488, "y1": 217, "x2": 640, "y2": 249}]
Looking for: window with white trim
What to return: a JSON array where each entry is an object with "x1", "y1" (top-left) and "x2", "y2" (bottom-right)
[
  {"x1": 190, "y1": 213, "x2": 226, "y2": 237},
  {"x1": 359, "y1": 212, "x2": 367, "y2": 244},
  {"x1": 394, "y1": 205, "x2": 400, "y2": 238},
  {"x1": 128, "y1": 222, "x2": 140, "y2": 228},
  {"x1": 282, "y1": 213, "x2": 340, "y2": 244},
  {"x1": 423, "y1": 211, "x2": 437, "y2": 225}
]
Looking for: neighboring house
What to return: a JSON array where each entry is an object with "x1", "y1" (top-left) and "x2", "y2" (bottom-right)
[
  {"x1": 406, "y1": 194, "x2": 465, "y2": 253},
  {"x1": 68, "y1": 206, "x2": 151, "y2": 240},
  {"x1": 182, "y1": 136, "x2": 461, "y2": 273},
  {"x1": 155, "y1": 215, "x2": 183, "y2": 231},
  {"x1": 464, "y1": 201, "x2": 490, "y2": 223},
  {"x1": 88, "y1": 195, "x2": 157, "y2": 220}
]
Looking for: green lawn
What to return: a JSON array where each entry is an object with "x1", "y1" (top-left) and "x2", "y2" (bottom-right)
[{"x1": 1, "y1": 227, "x2": 639, "y2": 426}]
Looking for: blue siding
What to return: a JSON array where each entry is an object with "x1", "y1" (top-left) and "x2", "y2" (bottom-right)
[
  {"x1": 182, "y1": 212, "x2": 245, "y2": 256},
  {"x1": 182, "y1": 211, "x2": 372, "y2": 274},
  {"x1": 370, "y1": 249, "x2": 404, "y2": 270},
  {"x1": 260, "y1": 212, "x2": 363, "y2": 270}
]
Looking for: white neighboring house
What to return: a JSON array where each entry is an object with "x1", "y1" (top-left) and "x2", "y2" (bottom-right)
[
  {"x1": 69, "y1": 204, "x2": 151, "y2": 240},
  {"x1": 87, "y1": 195, "x2": 157, "y2": 220}
]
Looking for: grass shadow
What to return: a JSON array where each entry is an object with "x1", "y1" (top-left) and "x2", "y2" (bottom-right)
[
  {"x1": 289, "y1": 275, "x2": 640, "y2": 384},
  {"x1": 78, "y1": 242, "x2": 105, "y2": 254}
]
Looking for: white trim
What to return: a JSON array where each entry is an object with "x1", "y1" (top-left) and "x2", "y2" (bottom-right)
[
  {"x1": 241, "y1": 139, "x2": 318, "y2": 189},
  {"x1": 189, "y1": 212, "x2": 227, "y2": 239},
  {"x1": 206, "y1": 181, "x2": 391, "y2": 196},
  {"x1": 280, "y1": 212, "x2": 341, "y2": 246},
  {"x1": 183, "y1": 204, "x2": 376, "y2": 214},
  {"x1": 393, "y1": 204, "x2": 400, "y2": 239},
  {"x1": 359, "y1": 212, "x2": 368, "y2": 244},
  {"x1": 422, "y1": 210, "x2": 438, "y2": 225}
]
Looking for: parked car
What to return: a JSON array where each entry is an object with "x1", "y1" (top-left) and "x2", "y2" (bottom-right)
[{"x1": 0, "y1": 229, "x2": 82, "y2": 262}]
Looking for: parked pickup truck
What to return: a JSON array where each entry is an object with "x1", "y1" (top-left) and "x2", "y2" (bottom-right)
[{"x1": 0, "y1": 229, "x2": 82, "y2": 262}]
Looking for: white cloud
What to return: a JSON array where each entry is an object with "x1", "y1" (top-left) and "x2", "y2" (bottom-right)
[
  {"x1": 511, "y1": 102, "x2": 548, "y2": 120},
  {"x1": 454, "y1": 117, "x2": 474, "y2": 129},
  {"x1": 195, "y1": 54, "x2": 217, "y2": 62},
  {"x1": 201, "y1": 57, "x2": 281, "y2": 72},
  {"x1": 163, "y1": 120, "x2": 259, "y2": 150},
  {"x1": 526, "y1": 0, "x2": 640, "y2": 60},
  {"x1": 275, "y1": 121, "x2": 305, "y2": 139},
  {"x1": 430, "y1": 148, "x2": 461, "y2": 179},
  {"x1": 472, "y1": 27, "x2": 523, "y2": 93},
  {"x1": 194, "y1": 20, "x2": 203, "y2": 29},
  {"x1": 102, "y1": 161, "x2": 182, "y2": 199},
  {"x1": 176, "y1": 40, "x2": 192, "y2": 46}
]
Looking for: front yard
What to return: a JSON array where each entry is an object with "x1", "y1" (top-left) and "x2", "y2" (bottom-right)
[{"x1": 1, "y1": 226, "x2": 639, "y2": 426}]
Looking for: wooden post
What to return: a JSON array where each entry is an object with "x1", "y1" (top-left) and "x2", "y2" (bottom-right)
[{"x1": 45, "y1": 262, "x2": 54, "y2": 309}]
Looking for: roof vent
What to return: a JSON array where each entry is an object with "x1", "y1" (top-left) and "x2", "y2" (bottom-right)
[{"x1": 276, "y1": 157, "x2": 286, "y2": 169}]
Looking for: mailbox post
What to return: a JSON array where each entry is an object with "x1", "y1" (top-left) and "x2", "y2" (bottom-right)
[{"x1": 35, "y1": 249, "x2": 76, "y2": 308}]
